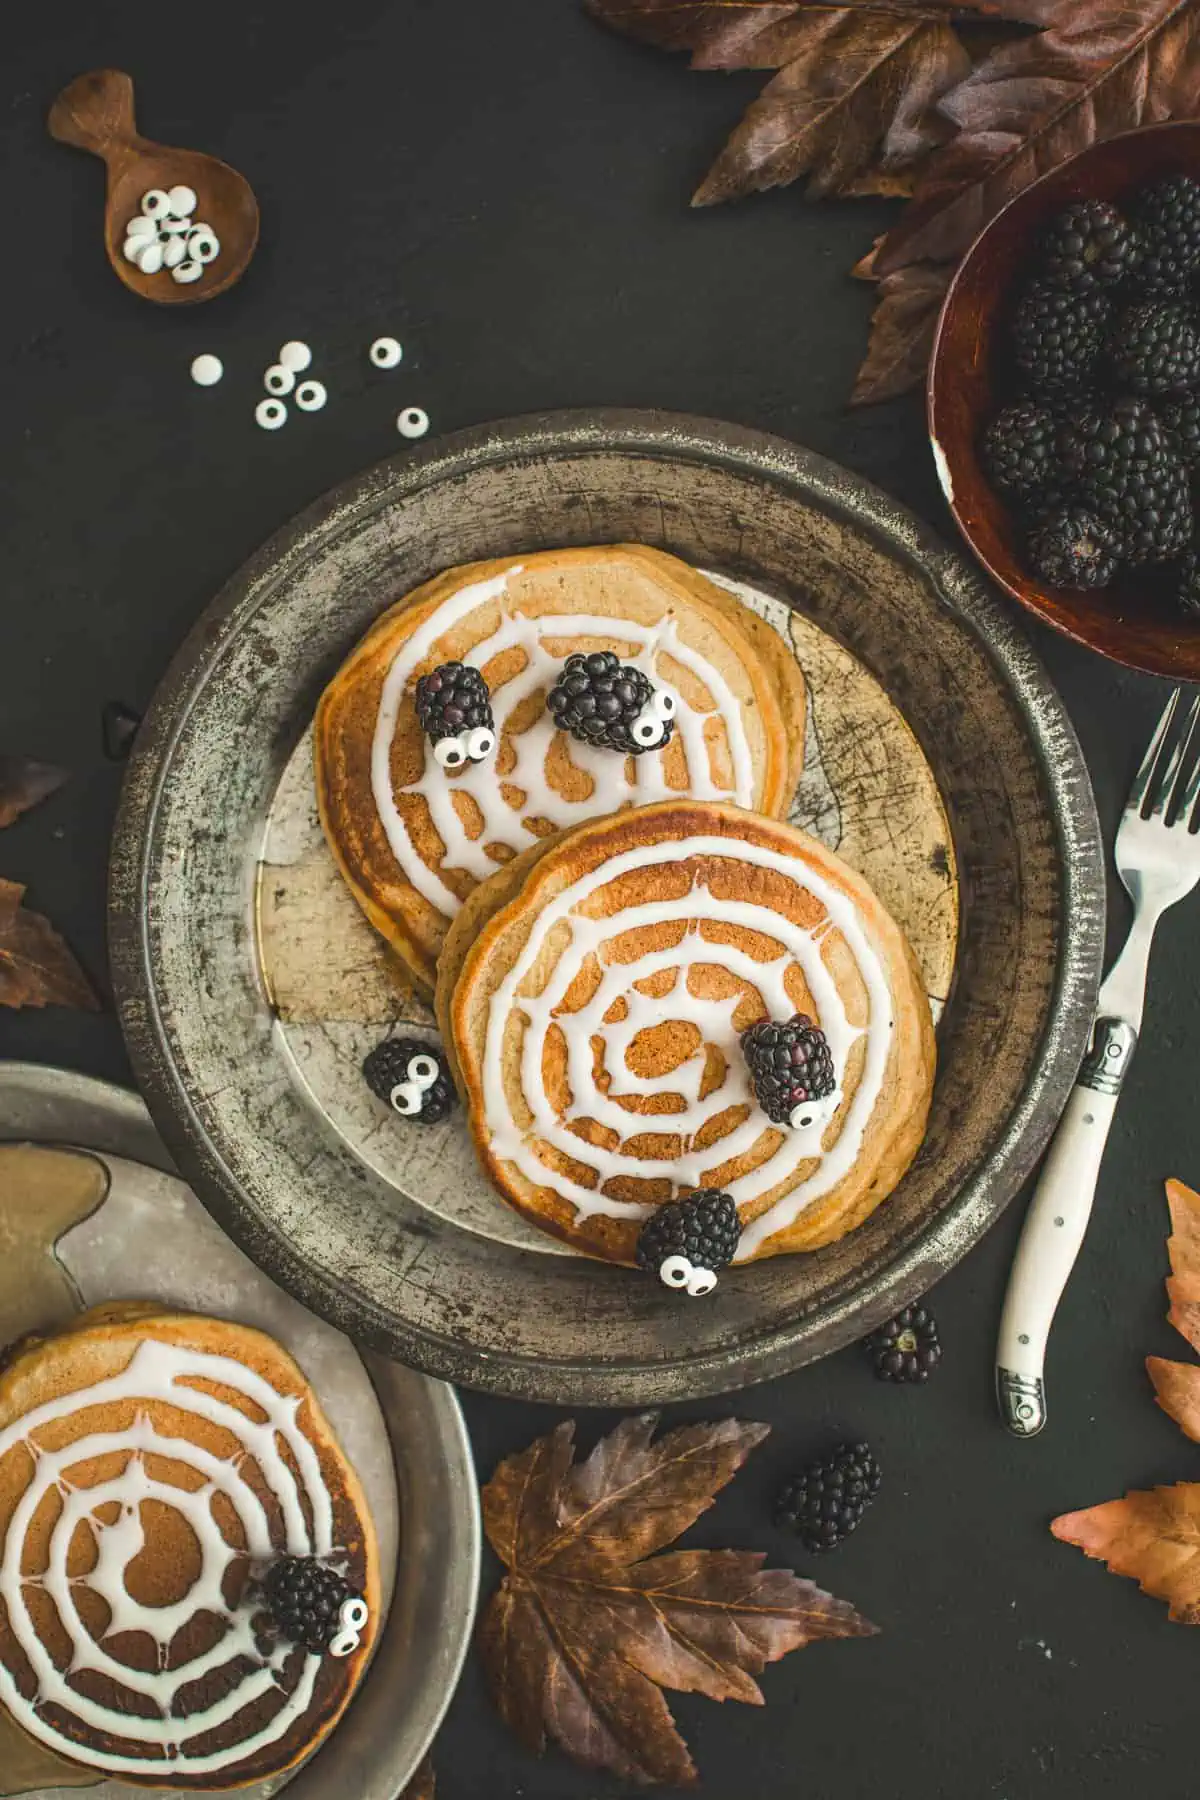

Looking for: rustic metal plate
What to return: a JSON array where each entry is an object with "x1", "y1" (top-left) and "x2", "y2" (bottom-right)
[
  {"x1": 0, "y1": 1062, "x2": 478, "y2": 1800},
  {"x1": 109, "y1": 411, "x2": 1105, "y2": 1404}
]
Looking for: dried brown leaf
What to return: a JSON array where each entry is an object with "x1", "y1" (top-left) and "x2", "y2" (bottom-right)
[
  {"x1": 851, "y1": 261, "x2": 952, "y2": 403},
  {"x1": 0, "y1": 878, "x2": 100, "y2": 1012},
  {"x1": 479, "y1": 1414, "x2": 876, "y2": 1786},
  {"x1": 1148, "y1": 1356, "x2": 1200, "y2": 1444},
  {"x1": 1166, "y1": 1178, "x2": 1200, "y2": 1354},
  {"x1": 1052, "y1": 1485, "x2": 1200, "y2": 1624},
  {"x1": 401, "y1": 1755, "x2": 435, "y2": 1800},
  {"x1": 0, "y1": 756, "x2": 68, "y2": 829},
  {"x1": 587, "y1": 2, "x2": 1022, "y2": 204},
  {"x1": 877, "y1": 0, "x2": 1200, "y2": 275}
]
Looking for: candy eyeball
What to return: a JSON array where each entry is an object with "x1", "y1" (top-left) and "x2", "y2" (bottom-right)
[
  {"x1": 686, "y1": 1266, "x2": 718, "y2": 1297},
  {"x1": 630, "y1": 705, "x2": 668, "y2": 748},
  {"x1": 466, "y1": 725, "x2": 496, "y2": 762},
  {"x1": 141, "y1": 188, "x2": 171, "y2": 219},
  {"x1": 167, "y1": 183, "x2": 197, "y2": 218},
  {"x1": 255, "y1": 398, "x2": 287, "y2": 431},
  {"x1": 136, "y1": 239, "x2": 165, "y2": 276},
  {"x1": 433, "y1": 735, "x2": 468, "y2": 770},
  {"x1": 264, "y1": 364, "x2": 295, "y2": 397},
  {"x1": 407, "y1": 1054, "x2": 440, "y2": 1089},
  {"x1": 162, "y1": 235, "x2": 188, "y2": 269},
  {"x1": 294, "y1": 379, "x2": 327, "y2": 413},
  {"x1": 790, "y1": 1105, "x2": 817, "y2": 1129},
  {"x1": 125, "y1": 213, "x2": 158, "y2": 242},
  {"x1": 654, "y1": 690, "x2": 675, "y2": 719},
  {"x1": 329, "y1": 1595, "x2": 369, "y2": 1658},
  {"x1": 172, "y1": 259, "x2": 204, "y2": 285},
  {"x1": 370, "y1": 336, "x2": 403, "y2": 369},
  {"x1": 190, "y1": 354, "x2": 223, "y2": 387},
  {"x1": 659, "y1": 1254, "x2": 693, "y2": 1290},
  {"x1": 187, "y1": 225, "x2": 220, "y2": 265},
  {"x1": 279, "y1": 340, "x2": 312, "y2": 373},
  {"x1": 389, "y1": 1081, "x2": 423, "y2": 1116},
  {"x1": 397, "y1": 406, "x2": 430, "y2": 440}
]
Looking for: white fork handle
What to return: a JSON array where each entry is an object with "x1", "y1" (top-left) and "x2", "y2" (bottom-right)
[{"x1": 996, "y1": 1018, "x2": 1137, "y2": 1436}]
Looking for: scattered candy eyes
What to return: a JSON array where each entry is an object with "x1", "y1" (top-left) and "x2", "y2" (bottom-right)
[
  {"x1": 631, "y1": 705, "x2": 667, "y2": 747},
  {"x1": 159, "y1": 216, "x2": 192, "y2": 238},
  {"x1": 654, "y1": 691, "x2": 676, "y2": 718},
  {"x1": 278, "y1": 340, "x2": 312, "y2": 373},
  {"x1": 136, "y1": 239, "x2": 165, "y2": 276},
  {"x1": 255, "y1": 398, "x2": 287, "y2": 431},
  {"x1": 190, "y1": 354, "x2": 223, "y2": 387},
  {"x1": 122, "y1": 236, "x2": 147, "y2": 264},
  {"x1": 660, "y1": 1254, "x2": 692, "y2": 1290},
  {"x1": 163, "y1": 235, "x2": 188, "y2": 269},
  {"x1": 167, "y1": 184, "x2": 197, "y2": 218},
  {"x1": 687, "y1": 1266, "x2": 718, "y2": 1297},
  {"x1": 466, "y1": 725, "x2": 496, "y2": 761},
  {"x1": 389, "y1": 1081, "x2": 423, "y2": 1116},
  {"x1": 369, "y1": 336, "x2": 403, "y2": 369},
  {"x1": 172, "y1": 259, "x2": 204, "y2": 285},
  {"x1": 188, "y1": 226, "x2": 220, "y2": 265},
  {"x1": 264, "y1": 364, "x2": 295, "y2": 397},
  {"x1": 330, "y1": 1596, "x2": 369, "y2": 1658},
  {"x1": 406, "y1": 1054, "x2": 440, "y2": 1089},
  {"x1": 295, "y1": 379, "x2": 327, "y2": 412},
  {"x1": 397, "y1": 406, "x2": 430, "y2": 439},
  {"x1": 434, "y1": 735, "x2": 467, "y2": 769},
  {"x1": 790, "y1": 1107, "x2": 816, "y2": 1129},
  {"x1": 125, "y1": 214, "x2": 157, "y2": 242},
  {"x1": 140, "y1": 188, "x2": 171, "y2": 219}
]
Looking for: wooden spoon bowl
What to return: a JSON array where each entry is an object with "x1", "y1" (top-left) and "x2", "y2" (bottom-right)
[
  {"x1": 48, "y1": 69, "x2": 259, "y2": 306},
  {"x1": 928, "y1": 121, "x2": 1200, "y2": 681}
]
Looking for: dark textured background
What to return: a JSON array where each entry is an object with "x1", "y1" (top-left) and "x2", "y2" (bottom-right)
[{"x1": 2, "y1": 5, "x2": 1197, "y2": 1797}]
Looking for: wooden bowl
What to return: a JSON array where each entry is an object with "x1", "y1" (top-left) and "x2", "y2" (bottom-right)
[{"x1": 928, "y1": 122, "x2": 1200, "y2": 680}]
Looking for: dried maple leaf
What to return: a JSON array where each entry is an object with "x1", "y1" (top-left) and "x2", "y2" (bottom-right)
[
  {"x1": 1052, "y1": 1180, "x2": 1200, "y2": 1623},
  {"x1": 851, "y1": 260, "x2": 952, "y2": 404},
  {"x1": 0, "y1": 756, "x2": 67, "y2": 829},
  {"x1": 0, "y1": 878, "x2": 100, "y2": 1011},
  {"x1": 479, "y1": 1414, "x2": 877, "y2": 1787},
  {"x1": 587, "y1": 1, "x2": 1016, "y2": 203},
  {"x1": 877, "y1": 0, "x2": 1200, "y2": 275}
]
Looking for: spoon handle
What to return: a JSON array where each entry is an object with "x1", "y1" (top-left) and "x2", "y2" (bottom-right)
[{"x1": 48, "y1": 69, "x2": 138, "y2": 162}]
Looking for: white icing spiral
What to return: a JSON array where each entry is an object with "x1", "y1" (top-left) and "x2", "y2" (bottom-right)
[
  {"x1": 370, "y1": 567, "x2": 757, "y2": 916},
  {"x1": 480, "y1": 836, "x2": 894, "y2": 1261},
  {"x1": 0, "y1": 1339, "x2": 342, "y2": 1778}
]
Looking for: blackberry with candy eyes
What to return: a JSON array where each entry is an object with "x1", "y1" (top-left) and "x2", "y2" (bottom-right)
[
  {"x1": 414, "y1": 662, "x2": 496, "y2": 770},
  {"x1": 634, "y1": 1189, "x2": 740, "y2": 1296},
  {"x1": 362, "y1": 1038, "x2": 456, "y2": 1123}
]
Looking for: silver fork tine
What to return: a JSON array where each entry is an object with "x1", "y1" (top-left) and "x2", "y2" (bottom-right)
[
  {"x1": 1128, "y1": 687, "x2": 1182, "y2": 815},
  {"x1": 1176, "y1": 698, "x2": 1200, "y2": 826},
  {"x1": 1147, "y1": 689, "x2": 1189, "y2": 817}
]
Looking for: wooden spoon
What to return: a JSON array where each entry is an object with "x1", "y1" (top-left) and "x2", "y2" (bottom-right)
[{"x1": 48, "y1": 69, "x2": 259, "y2": 305}]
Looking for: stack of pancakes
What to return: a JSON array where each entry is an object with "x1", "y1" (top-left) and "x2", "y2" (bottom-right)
[
  {"x1": 317, "y1": 545, "x2": 935, "y2": 1265},
  {"x1": 0, "y1": 1306, "x2": 378, "y2": 1788}
]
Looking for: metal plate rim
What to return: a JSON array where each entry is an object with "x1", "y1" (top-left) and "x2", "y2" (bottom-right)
[
  {"x1": 108, "y1": 408, "x2": 1105, "y2": 1401},
  {"x1": 0, "y1": 1060, "x2": 480, "y2": 1799}
]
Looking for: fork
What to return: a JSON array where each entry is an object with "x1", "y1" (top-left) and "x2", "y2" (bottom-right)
[{"x1": 996, "y1": 686, "x2": 1200, "y2": 1436}]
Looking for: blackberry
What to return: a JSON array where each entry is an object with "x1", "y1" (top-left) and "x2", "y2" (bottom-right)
[
  {"x1": 741, "y1": 1014, "x2": 836, "y2": 1129},
  {"x1": 980, "y1": 401, "x2": 1064, "y2": 503},
  {"x1": 1109, "y1": 299, "x2": 1200, "y2": 396},
  {"x1": 1158, "y1": 396, "x2": 1200, "y2": 469},
  {"x1": 363, "y1": 1037, "x2": 455, "y2": 1124},
  {"x1": 864, "y1": 1304, "x2": 942, "y2": 1383},
  {"x1": 1176, "y1": 550, "x2": 1200, "y2": 619},
  {"x1": 1026, "y1": 503, "x2": 1119, "y2": 590},
  {"x1": 635, "y1": 1189, "x2": 740, "y2": 1296},
  {"x1": 775, "y1": 1443, "x2": 882, "y2": 1553},
  {"x1": 1059, "y1": 397, "x2": 1192, "y2": 562},
  {"x1": 1134, "y1": 174, "x2": 1200, "y2": 293},
  {"x1": 1038, "y1": 198, "x2": 1143, "y2": 291},
  {"x1": 259, "y1": 1557, "x2": 363, "y2": 1655},
  {"x1": 414, "y1": 662, "x2": 495, "y2": 770},
  {"x1": 546, "y1": 651, "x2": 675, "y2": 754},
  {"x1": 1011, "y1": 280, "x2": 1110, "y2": 393}
]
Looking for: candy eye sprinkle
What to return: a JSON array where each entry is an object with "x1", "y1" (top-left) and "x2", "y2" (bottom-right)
[
  {"x1": 686, "y1": 1266, "x2": 718, "y2": 1297},
  {"x1": 389, "y1": 1081, "x2": 423, "y2": 1116},
  {"x1": 466, "y1": 725, "x2": 496, "y2": 761},
  {"x1": 407, "y1": 1054, "x2": 439, "y2": 1089},
  {"x1": 433, "y1": 735, "x2": 468, "y2": 769},
  {"x1": 630, "y1": 704, "x2": 666, "y2": 747},
  {"x1": 659, "y1": 1254, "x2": 693, "y2": 1289},
  {"x1": 654, "y1": 689, "x2": 676, "y2": 718}
]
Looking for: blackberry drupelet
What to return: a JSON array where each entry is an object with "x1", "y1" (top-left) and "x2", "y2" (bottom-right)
[
  {"x1": 1058, "y1": 397, "x2": 1192, "y2": 563},
  {"x1": 362, "y1": 1037, "x2": 456, "y2": 1123},
  {"x1": 546, "y1": 651, "x2": 675, "y2": 754},
  {"x1": 635, "y1": 1189, "x2": 740, "y2": 1296},
  {"x1": 1038, "y1": 198, "x2": 1143, "y2": 291},
  {"x1": 259, "y1": 1557, "x2": 362, "y2": 1655},
  {"x1": 1134, "y1": 174, "x2": 1200, "y2": 293},
  {"x1": 1108, "y1": 299, "x2": 1200, "y2": 396},
  {"x1": 414, "y1": 662, "x2": 495, "y2": 768},
  {"x1": 864, "y1": 1304, "x2": 942, "y2": 1383},
  {"x1": 1159, "y1": 396, "x2": 1200, "y2": 469},
  {"x1": 741, "y1": 1014, "x2": 836, "y2": 1128},
  {"x1": 980, "y1": 401, "x2": 1064, "y2": 502},
  {"x1": 775, "y1": 1443, "x2": 882, "y2": 1553},
  {"x1": 1026, "y1": 504, "x2": 1119, "y2": 590},
  {"x1": 1010, "y1": 280, "x2": 1110, "y2": 393}
]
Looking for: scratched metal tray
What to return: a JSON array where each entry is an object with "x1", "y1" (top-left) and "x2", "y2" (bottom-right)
[
  {"x1": 108, "y1": 410, "x2": 1104, "y2": 1404},
  {"x1": 0, "y1": 1062, "x2": 478, "y2": 1800}
]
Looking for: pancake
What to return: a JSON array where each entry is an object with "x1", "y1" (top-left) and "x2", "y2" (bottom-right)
[
  {"x1": 439, "y1": 801, "x2": 935, "y2": 1264},
  {"x1": 314, "y1": 545, "x2": 807, "y2": 993},
  {"x1": 0, "y1": 1304, "x2": 379, "y2": 1790}
]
